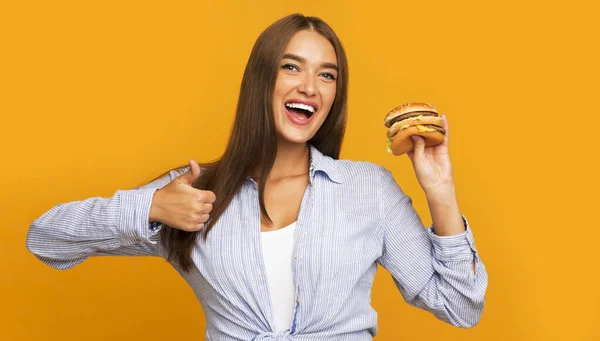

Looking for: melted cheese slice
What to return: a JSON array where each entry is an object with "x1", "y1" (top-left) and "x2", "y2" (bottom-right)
[{"x1": 416, "y1": 125, "x2": 436, "y2": 132}]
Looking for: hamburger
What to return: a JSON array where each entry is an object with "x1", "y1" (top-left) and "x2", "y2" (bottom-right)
[{"x1": 384, "y1": 102, "x2": 446, "y2": 156}]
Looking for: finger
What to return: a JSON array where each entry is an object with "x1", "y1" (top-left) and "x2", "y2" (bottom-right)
[
  {"x1": 189, "y1": 223, "x2": 204, "y2": 231},
  {"x1": 198, "y1": 213, "x2": 210, "y2": 223},
  {"x1": 178, "y1": 160, "x2": 201, "y2": 186},
  {"x1": 406, "y1": 150, "x2": 414, "y2": 163},
  {"x1": 441, "y1": 114, "x2": 449, "y2": 144},
  {"x1": 203, "y1": 202, "x2": 213, "y2": 214},
  {"x1": 411, "y1": 135, "x2": 425, "y2": 157},
  {"x1": 203, "y1": 190, "x2": 217, "y2": 204}
]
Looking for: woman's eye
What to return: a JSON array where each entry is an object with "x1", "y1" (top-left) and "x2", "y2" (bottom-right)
[
  {"x1": 282, "y1": 64, "x2": 298, "y2": 71},
  {"x1": 321, "y1": 72, "x2": 336, "y2": 81}
]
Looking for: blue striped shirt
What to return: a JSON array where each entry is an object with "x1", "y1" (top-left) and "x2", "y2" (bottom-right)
[{"x1": 26, "y1": 144, "x2": 488, "y2": 340}]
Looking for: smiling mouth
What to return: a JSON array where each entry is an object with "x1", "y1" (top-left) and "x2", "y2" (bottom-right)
[{"x1": 285, "y1": 102, "x2": 316, "y2": 119}]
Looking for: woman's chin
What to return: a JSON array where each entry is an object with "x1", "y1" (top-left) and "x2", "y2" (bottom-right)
[{"x1": 277, "y1": 133, "x2": 311, "y2": 145}]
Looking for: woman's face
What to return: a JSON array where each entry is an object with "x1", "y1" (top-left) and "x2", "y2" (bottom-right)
[{"x1": 272, "y1": 30, "x2": 338, "y2": 145}]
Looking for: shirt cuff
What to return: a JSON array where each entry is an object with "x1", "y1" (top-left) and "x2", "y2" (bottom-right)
[
  {"x1": 117, "y1": 188, "x2": 162, "y2": 245},
  {"x1": 427, "y1": 215, "x2": 478, "y2": 262}
]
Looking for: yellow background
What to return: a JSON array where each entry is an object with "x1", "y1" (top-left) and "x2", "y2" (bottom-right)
[{"x1": 1, "y1": 0, "x2": 598, "y2": 340}]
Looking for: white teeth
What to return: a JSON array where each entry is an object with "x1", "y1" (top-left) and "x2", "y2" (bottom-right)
[{"x1": 285, "y1": 102, "x2": 315, "y2": 113}]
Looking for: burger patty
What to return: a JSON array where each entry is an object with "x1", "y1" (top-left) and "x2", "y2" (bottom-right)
[
  {"x1": 387, "y1": 111, "x2": 438, "y2": 127},
  {"x1": 421, "y1": 124, "x2": 446, "y2": 134},
  {"x1": 390, "y1": 124, "x2": 446, "y2": 138}
]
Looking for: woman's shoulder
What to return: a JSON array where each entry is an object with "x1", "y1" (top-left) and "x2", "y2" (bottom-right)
[{"x1": 331, "y1": 157, "x2": 389, "y2": 182}]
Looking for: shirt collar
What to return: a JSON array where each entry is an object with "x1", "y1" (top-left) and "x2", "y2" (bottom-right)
[
  {"x1": 245, "y1": 144, "x2": 344, "y2": 186},
  {"x1": 308, "y1": 143, "x2": 343, "y2": 184}
]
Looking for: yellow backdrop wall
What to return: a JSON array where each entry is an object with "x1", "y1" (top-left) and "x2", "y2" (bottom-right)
[{"x1": 1, "y1": 0, "x2": 598, "y2": 340}]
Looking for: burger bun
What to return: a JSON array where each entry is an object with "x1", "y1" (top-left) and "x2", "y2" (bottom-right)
[{"x1": 390, "y1": 127, "x2": 445, "y2": 156}]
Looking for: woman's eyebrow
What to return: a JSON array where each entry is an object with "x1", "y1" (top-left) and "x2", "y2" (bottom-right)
[{"x1": 282, "y1": 53, "x2": 338, "y2": 71}]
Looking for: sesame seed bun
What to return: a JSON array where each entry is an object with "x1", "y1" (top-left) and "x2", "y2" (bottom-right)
[{"x1": 384, "y1": 102, "x2": 438, "y2": 128}]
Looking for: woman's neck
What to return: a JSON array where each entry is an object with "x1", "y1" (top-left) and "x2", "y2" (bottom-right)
[{"x1": 253, "y1": 141, "x2": 310, "y2": 182}]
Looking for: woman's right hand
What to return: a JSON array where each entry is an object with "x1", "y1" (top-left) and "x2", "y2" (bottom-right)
[{"x1": 149, "y1": 160, "x2": 216, "y2": 232}]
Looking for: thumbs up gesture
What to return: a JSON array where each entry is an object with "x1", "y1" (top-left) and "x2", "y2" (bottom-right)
[{"x1": 149, "y1": 160, "x2": 216, "y2": 232}]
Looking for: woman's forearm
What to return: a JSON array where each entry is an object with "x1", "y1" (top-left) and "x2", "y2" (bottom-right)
[{"x1": 425, "y1": 183, "x2": 475, "y2": 273}]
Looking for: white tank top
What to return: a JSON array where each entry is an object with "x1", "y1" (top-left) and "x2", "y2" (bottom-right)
[{"x1": 260, "y1": 221, "x2": 296, "y2": 331}]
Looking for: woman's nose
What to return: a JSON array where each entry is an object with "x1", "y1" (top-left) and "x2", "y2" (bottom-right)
[{"x1": 298, "y1": 73, "x2": 317, "y2": 96}]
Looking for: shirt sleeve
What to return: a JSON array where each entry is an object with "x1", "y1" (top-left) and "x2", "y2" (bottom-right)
[
  {"x1": 375, "y1": 167, "x2": 488, "y2": 328},
  {"x1": 25, "y1": 167, "x2": 189, "y2": 270}
]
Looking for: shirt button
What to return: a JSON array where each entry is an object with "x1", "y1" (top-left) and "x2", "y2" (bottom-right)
[{"x1": 296, "y1": 297, "x2": 300, "y2": 303}]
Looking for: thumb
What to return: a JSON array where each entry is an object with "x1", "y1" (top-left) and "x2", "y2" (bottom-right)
[
  {"x1": 411, "y1": 135, "x2": 425, "y2": 155},
  {"x1": 178, "y1": 159, "x2": 201, "y2": 185}
]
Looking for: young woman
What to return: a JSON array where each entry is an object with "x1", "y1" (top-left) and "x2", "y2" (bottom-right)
[{"x1": 27, "y1": 13, "x2": 488, "y2": 341}]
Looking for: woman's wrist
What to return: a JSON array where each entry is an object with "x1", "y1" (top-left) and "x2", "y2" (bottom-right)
[
  {"x1": 148, "y1": 189, "x2": 164, "y2": 223},
  {"x1": 425, "y1": 184, "x2": 465, "y2": 236}
]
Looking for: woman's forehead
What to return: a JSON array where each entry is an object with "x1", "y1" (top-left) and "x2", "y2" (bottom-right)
[{"x1": 283, "y1": 30, "x2": 337, "y2": 65}]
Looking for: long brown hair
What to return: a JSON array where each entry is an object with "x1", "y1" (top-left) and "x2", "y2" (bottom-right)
[{"x1": 154, "y1": 14, "x2": 349, "y2": 272}]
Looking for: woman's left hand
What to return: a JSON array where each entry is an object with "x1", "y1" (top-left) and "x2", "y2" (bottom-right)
[{"x1": 407, "y1": 114, "x2": 455, "y2": 194}]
